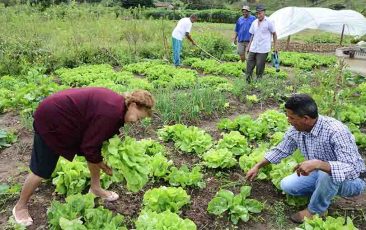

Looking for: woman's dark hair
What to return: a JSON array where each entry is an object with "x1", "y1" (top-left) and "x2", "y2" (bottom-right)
[{"x1": 285, "y1": 94, "x2": 318, "y2": 118}]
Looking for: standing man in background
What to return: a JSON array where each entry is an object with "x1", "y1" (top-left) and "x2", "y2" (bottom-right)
[
  {"x1": 172, "y1": 14, "x2": 198, "y2": 67},
  {"x1": 233, "y1": 5, "x2": 256, "y2": 62},
  {"x1": 246, "y1": 4, "x2": 277, "y2": 83}
]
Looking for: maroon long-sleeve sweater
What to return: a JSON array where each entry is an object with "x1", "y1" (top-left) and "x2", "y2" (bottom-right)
[{"x1": 33, "y1": 87, "x2": 126, "y2": 163}]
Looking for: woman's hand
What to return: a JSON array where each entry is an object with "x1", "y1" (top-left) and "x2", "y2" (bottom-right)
[{"x1": 98, "y1": 162, "x2": 113, "y2": 176}]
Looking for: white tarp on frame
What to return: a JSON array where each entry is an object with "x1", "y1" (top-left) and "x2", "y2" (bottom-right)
[{"x1": 269, "y1": 7, "x2": 366, "y2": 39}]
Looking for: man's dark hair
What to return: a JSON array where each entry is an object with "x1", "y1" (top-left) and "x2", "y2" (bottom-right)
[
  {"x1": 285, "y1": 94, "x2": 318, "y2": 118},
  {"x1": 190, "y1": 14, "x2": 198, "y2": 19}
]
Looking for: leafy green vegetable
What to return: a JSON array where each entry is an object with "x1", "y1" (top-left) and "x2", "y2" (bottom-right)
[
  {"x1": 257, "y1": 110, "x2": 289, "y2": 134},
  {"x1": 47, "y1": 193, "x2": 126, "y2": 230},
  {"x1": 102, "y1": 136, "x2": 150, "y2": 192},
  {"x1": 51, "y1": 156, "x2": 112, "y2": 196},
  {"x1": 347, "y1": 123, "x2": 366, "y2": 149},
  {"x1": 52, "y1": 157, "x2": 90, "y2": 196},
  {"x1": 135, "y1": 210, "x2": 197, "y2": 230},
  {"x1": 125, "y1": 61, "x2": 198, "y2": 89},
  {"x1": 198, "y1": 75, "x2": 233, "y2": 92},
  {"x1": 202, "y1": 148, "x2": 237, "y2": 169},
  {"x1": 269, "y1": 131, "x2": 285, "y2": 147},
  {"x1": 277, "y1": 51, "x2": 336, "y2": 70},
  {"x1": 216, "y1": 131, "x2": 250, "y2": 156},
  {"x1": 235, "y1": 115, "x2": 268, "y2": 141},
  {"x1": 270, "y1": 150, "x2": 304, "y2": 189},
  {"x1": 139, "y1": 139, "x2": 166, "y2": 156},
  {"x1": 207, "y1": 186, "x2": 263, "y2": 224},
  {"x1": 158, "y1": 124, "x2": 188, "y2": 142},
  {"x1": 158, "y1": 125, "x2": 212, "y2": 155},
  {"x1": 59, "y1": 217, "x2": 86, "y2": 230},
  {"x1": 285, "y1": 194, "x2": 309, "y2": 207},
  {"x1": 298, "y1": 215, "x2": 358, "y2": 230},
  {"x1": 149, "y1": 152, "x2": 173, "y2": 178},
  {"x1": 47, "y1": 194, "x2": 95, "y2": 229},
  {"x1": 217, "y1": 110, "x2": 289, "y2": 142},
  {"x1": 142, "y1": 186, "x2": 190, "y2": 213},
  {"x1": 174, "y1": 126, "x2": 212, "y2": 154},
  {"x1": 165, "y1": 165, "x2": 206, "y2": 188},
  {"x1": 337, "y1": 104, "x2": 366, "y2": 125},
  {"x1": 0, "y1": 129, "x2": 17, "y2": 148},
  {"x1": 84, "y1": 206, "x2": 127, "y2": 230},
  {"x1": 217, "y1": 118, "x2": 238, "y2": 131},
  {"x1": 239, "y1": 143, "x2": 271, "y2": 180}
]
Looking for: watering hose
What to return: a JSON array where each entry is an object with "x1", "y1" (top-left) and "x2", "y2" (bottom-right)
[{"x1": 195, "y1": 44, "x2": 223, "y2": 63}]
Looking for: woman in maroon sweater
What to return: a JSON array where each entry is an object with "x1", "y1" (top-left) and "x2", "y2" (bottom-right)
[{"x1": 12, "y1": 87, "x2": 155, "y2": 226}]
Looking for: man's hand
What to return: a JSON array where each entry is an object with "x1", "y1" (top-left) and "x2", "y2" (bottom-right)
[
  {"x1": 233, "y1": 39, "x2": 237, "y2": 45},
  {"x1": 245, "y1": 166, "x2": 259, "y2": 181},
  {"x1": 98, "y1": 162, "x2": 113, "y2": 176},
  {"x1": 294, "y1": 159, "x2": 321, "y2": 176}
]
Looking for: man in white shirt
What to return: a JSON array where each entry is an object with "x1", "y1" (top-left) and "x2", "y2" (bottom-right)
[
  {"x1": 246, "y1": 5, "x2": 277, "y2": 83},
  {"x1": 172, "y1": 15, "x2": 197, "y2": 67}
]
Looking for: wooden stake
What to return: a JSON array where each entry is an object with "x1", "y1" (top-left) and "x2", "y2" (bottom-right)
[
  {"x1": 340, "y1": 24, "x2": 345, "y2": 46},
  {"x1": 286, "y1": 35, "x2": 291, "y2": 50}
]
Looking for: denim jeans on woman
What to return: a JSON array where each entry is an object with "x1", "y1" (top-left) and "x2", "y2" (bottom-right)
[{"x1": 280, "y1": 170, "x2": 366, "y2": 214}]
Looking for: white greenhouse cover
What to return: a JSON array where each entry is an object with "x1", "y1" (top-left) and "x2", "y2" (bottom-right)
[{"x1": 269, "y1": 7, "x2": 366, "y2": 39}]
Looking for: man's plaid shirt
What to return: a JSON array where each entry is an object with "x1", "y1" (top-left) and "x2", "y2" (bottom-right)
[{"x1": 265, "y1": 115, "x2": 366, "y2": 183}]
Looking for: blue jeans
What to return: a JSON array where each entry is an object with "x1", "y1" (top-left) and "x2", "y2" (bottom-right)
[
  {"x1": 280, "y1": 170, "x2": 366, "y2": 214},
  {"x1": 172, "y1": 37, "x2": 182, "y2": 66}
]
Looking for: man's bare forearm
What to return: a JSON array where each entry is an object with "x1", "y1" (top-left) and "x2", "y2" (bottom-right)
[
  {"x1": 255, "y1": 158, "x2": 270, "y2": 169},
  {"x1": 273, "y1": 32, "x2": 277, "y2": 51},
  {"x1": 316, "y1": 160, "x2": 331, "y2": 174},
  {"x1": 185, "y1": 33, "x2": 195, "y2": 44},
  {"x1": 247, "y1": 35, "x2": 253, "y2": 51},
  {"x1": 232, "y1": 32, "x2": 238, "y2": 42}
]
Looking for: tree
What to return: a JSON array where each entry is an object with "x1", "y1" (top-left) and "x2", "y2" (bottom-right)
[{"x1": 121, "y1": 0, "x2": 153, "y2": 8}]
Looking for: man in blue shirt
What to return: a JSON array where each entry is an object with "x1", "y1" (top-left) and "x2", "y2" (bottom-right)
[
  {"x1": 233, "y1": 5, "x2": 256, "y2": 62},
  {"x1": 246, "y1": 94, "x2": 366, "y2": 224}
]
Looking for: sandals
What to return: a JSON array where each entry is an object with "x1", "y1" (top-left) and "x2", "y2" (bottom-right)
[
  {"x1": 12, "y1": 207, "x2": 33, "y2": 227},
  {"x1": 88, "y1": 189, "x2": 119, "y2": 202}
]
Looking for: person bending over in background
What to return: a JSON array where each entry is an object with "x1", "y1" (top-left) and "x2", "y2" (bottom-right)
[
  {"x1": 233, "y1": 5, "x2": 256, "y2": 62},
  {"x1": 172, "y1": 14, "x2": 198, "y2": 67},
  {"x1": 13, "y1": 87, "x2": 155, "y2": 226},
  {"x1": 246, "y1": 4, "x2": 277, "y2": 83},
  {"x1": 246, "y1": 94, "x2": 366, "y2": 223}
]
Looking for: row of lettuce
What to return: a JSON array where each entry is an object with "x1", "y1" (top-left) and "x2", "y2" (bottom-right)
[
  {"x1": 0, "y1": 50, "x2": 340, "y2": 115},
  {"x1": 0, "y1": 59, "x2": 285, "y2": 118}
]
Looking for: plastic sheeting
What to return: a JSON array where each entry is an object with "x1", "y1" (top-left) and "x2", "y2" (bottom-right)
[{"x1": 269, "y1": 7, "x2": 366, "y2": 39}]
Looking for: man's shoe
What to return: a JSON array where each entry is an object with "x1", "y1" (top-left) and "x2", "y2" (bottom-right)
[
  {"x1": 290, "y1": 208, "x2": 328, "y2": 224},
  {"x1": 290, "y1": 208, "x2": 314, "y2": 224}
]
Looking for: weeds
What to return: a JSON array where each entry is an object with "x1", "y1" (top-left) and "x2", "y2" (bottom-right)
[
  {"x1": 0, "y1": 183, "x2": 21, "y2": 212},
  {"x1": 154, "y1": 86, "x2": 228, "y2": 124},
  {"x1": 272, "y1": 201, "x2": 287, "y2": 229}
]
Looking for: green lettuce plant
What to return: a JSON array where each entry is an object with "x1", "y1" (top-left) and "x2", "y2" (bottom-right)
[
  {"x1": 207, "y1": 186, "x2": 263, "y2": 224},
  {"x1": 135, "y1": 210, "x2": 197, "y2": 230},
  {"x1": 142, "y1": 186, "x2": 190, "y2": 213}
]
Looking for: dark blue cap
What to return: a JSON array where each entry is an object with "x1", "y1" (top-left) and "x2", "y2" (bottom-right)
[{"x1": 256, "y1": 4, "x2": 266, "y2": 12}]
